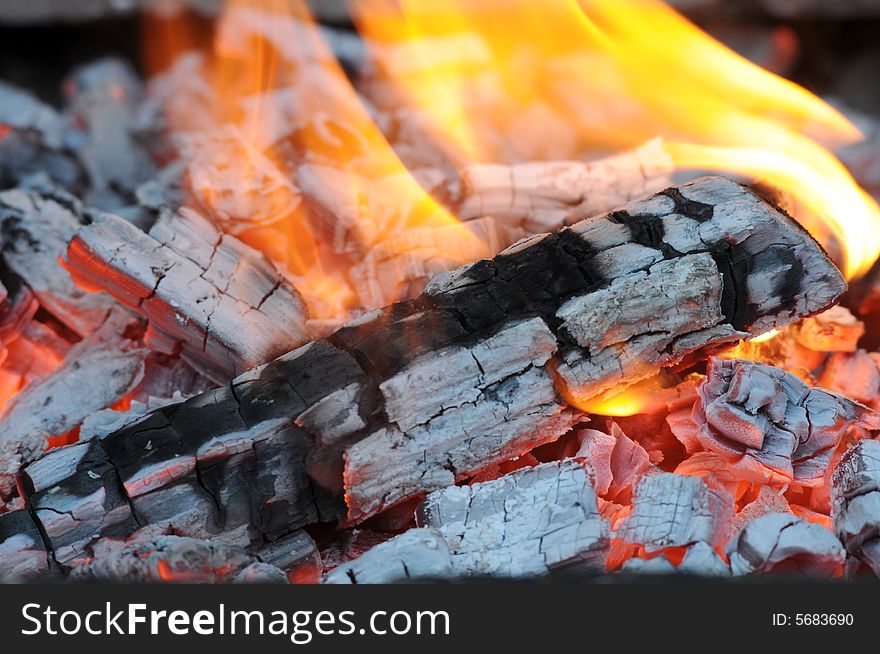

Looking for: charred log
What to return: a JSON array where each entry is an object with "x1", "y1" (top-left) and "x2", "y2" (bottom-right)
[
  {"x1": 1, "y1": 177, "x2": 848, "y2": 573},
  {"x1": 0, "y1": 187, "x2": 121, "y2": 337}
]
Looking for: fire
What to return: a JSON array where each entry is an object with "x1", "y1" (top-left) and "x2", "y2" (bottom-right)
[
  {"x1": 145, "y1": 0, "x2": 489, "y2": 320},
  {"x1": 354, "y1": 0, "x2": 880, "y2": 279}
]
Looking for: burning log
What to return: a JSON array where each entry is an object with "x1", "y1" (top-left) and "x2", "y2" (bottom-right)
[
  {"x1": 0, "y1": 176, "x2": 848, "y2": 573},
  {"x1": 322, "y1": 529, "x2": 453, "y2": 584},
  {"x1": 415, "y1": 459, "x2": 609, "y2": 578},
  {"x1": 0, "y1": 187, "x2": 122, "y2": 337},
  {"x1": 617, "y1": 472, "x2": 734, "y2": 551},
  {"x1": 65, "y1": 206, "x2": 311, "y2": 382},
  {"x1": 450, "y1": 138, "x2": 673, "y2": 238},
  {"x1": 726, "y1": 512, "x2": 845, "y2": 577},
  {"x1": 68, "y1": 536, "x2": 287, "y2": 584},
  {"x1": 345, "y1": 177, "x2": 846, "y2": 521},
  {"x1": 671, "y1": 358, "x2": 880, "y2": 485},
  {"x1": 832, "y1": 440, "x2": 880, "y2": 575}
]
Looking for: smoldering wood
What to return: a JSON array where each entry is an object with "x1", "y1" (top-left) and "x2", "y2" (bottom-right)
[
  {"x1": 791, "y1": 305, "x2": 864, "y2": 353},
  {"x1": 256, "y1": 529, "x2": 322, "y2": 583},
  {"x1": 818, "y1": 350, "x2": 880, "y2": 406},
  {"x1": 2, "y1": 177, "x2": 849, "y2": 571},
  {"x1": 575, "y1": 423, "x2": 651, "y2": 501},
  {"x1": 0, "y1": 329, "x2": 147, "y2": 508},
  {"x1": 0, "y1": 187, "x2": 122, "y2": 337},
  {"x1": 17, "y1": 340, "x2": 359, "y2": 563},
  {"x1": 686, "y1": 357, "x2": 880, "y2": 485},
  {"x1": 678, "y1": 541, "x2": 731, "y2": 576},
  {"x1": 726, "y1": 512, "x2": 845, "y2": 576},
  {"x1": 832, "y1": 440, "x2": 880, "y2": 575},
  {"x1": 322, "y1": 528, "x2": 453, "y2": 584},
  {"x1": 0, "y1": 277, "x2": 39, "y2": 348},
  {"x1": 617, "y1": 473, "x2": 734, "y2": 552},
  {"x1": 65, "y1": 206, "x2": 311, "y2": 382},
  {"x1": 68, "y1": 535, "x2": 286, "y2": 583},
  {"x1": 415, "y1": 459, "x2": 609, "y2": 578}
]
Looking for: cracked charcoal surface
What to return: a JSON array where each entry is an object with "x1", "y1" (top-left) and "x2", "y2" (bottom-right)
[
  {"x1": 65, "y1": 205, "x2": 310, "y2": 382},
  {"x1": 618, "y1": 472, "x2": 735, "y2": 551},
  {"x1": 415, "y1": 459, "x2": 609, "y2": 577},
  {"x1": 833, "y1": 440, "x2": 880, "y2": 575},
  {"x1": 692, "y1": 358, "x2": 880, "y2": 484},
  {"x1": 727, "y1": 512, "x2": 844, "y2": 576},
  {"x1": 0, "y1": 177, "x2": 848, "y2": 578}
]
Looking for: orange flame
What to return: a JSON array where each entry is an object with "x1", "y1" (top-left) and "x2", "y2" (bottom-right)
[
  {"x1": 354, "y1": 0, "x2": 880, "y2": 279},
  {"x1": 146, "y1": 0, "x2": 489, "y2": 320}
]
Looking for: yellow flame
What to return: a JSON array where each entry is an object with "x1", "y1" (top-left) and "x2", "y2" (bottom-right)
[{"x1": 354, "y1": 0, "x2": 880, "y2": 278}]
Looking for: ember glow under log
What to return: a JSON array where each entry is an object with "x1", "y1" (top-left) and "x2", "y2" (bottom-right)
[{"x1": 0, "y1": 176, "x2": 848, "y2": 578}]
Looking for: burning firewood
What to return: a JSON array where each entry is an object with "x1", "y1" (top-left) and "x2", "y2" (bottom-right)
[
  {"x1": 670, "y1": 358, "x2": 880, "y2": 486},
  {"x1": 0, "y1": 176, "x2": 849, "y2": 575},
  {"x1": 323, "y1": 529, "x2": 453, "y2": 584},
  {"x1": 65, "y1": 205, "x2": 311, "y2": 382},
  {"x1": 68, "y1": 536, "x2": 287, "y2": 584},
  {"x1": 726, "y1": 512, "x2": 845, "y2": 577},
  {"x1": 415, "y1": 459, "x2": 608, "y2": 578},
  {"x1": 832, "y1": 440, "x2": 880, "y2": 576}
]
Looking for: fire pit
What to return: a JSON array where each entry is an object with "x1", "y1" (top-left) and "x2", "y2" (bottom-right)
[{"x1": 2, "y1": 0, "x2": 880, "y2": 583}]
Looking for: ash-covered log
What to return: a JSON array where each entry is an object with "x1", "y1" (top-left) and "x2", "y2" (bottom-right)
[
  {"x1": 669, "y1": 358, "x2": 880, "y2": 485},
  {"x1": 65, "y1": 206, "x2": 310, "y2": 382},
  {"x1": 0, "y1": 177, "x2": 848, "y2": 575},
  {"x1": 832, "y1": 440, "x2": 880, "y2": 575},
  {"x1": 415, "y1": 459, "x2": 608, "y2": 578},
  {"x1": 727, "y1": 512, "x2": 845, "y2": 577}
]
